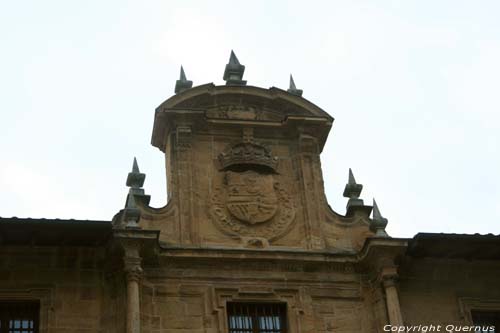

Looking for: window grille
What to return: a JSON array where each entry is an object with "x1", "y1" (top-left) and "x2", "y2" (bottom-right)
[
  {"x1": 0, "y1": 301, "x2": 39, "y2": 333},
  {"x1": 472, "y1": 310, "x2": 500, "y2": 333},
  {"x1": 227, "y1": 302, "x2": 287, "y2": 333}
]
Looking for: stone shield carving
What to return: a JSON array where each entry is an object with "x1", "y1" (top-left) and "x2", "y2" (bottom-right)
[
  {"x1": 211, "y1": 170, "x2": 296, "y2": 241},
  {"x1": 225, "y1": 171, "x2": 278, "y2": 224}
]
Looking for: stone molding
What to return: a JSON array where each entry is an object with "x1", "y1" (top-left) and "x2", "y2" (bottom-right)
[
  {"x1": 0, "y1": 287, "x2": 53, "y2": 333},
  {"x1": 458, "y1": 297, "x2": 500, "y2": 324},
  {"x1": 124, "y1": 257, "x2": 143, "y2": 282},
  {"x1": 118, "y1": 237, "x2": 144, "y2": 283},
  {"x1": 380, "y1": 266, "x2": 399, "y2": 289},
  {"x1": 209, "y1": 286, "x2": 306, "y2": 333}
]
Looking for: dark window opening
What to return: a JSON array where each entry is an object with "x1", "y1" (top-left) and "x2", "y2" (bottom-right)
[
  {"x1": 0, "y1": 301, "x2": 39, "y2": 333},
  {"x1": 472, "y1": 310, "x2": 500, "y2": 333},
  {"x1": 227, "y1": 302, "x2": 287, "y2": 333}
]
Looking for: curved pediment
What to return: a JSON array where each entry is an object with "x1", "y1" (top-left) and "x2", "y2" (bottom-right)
[
  {"x1": 151, "y1": 84, "x2": 334, "y2": 151},
  {"x1": 157, "y1": 83, "x2": 332, "y2": 119}
]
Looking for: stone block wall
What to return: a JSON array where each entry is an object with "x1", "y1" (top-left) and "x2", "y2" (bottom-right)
[
  {"x1": 399, "y1": 258, "x2": 500, "y2": 327},
  {"x1": 0, "y1": 246, "x2": 121, "y2": 333},
  {"x1": 5, "y1": 244, "x2": 499, "y2": 332},
  {"x1": 138, "y1": 259, "x2": 379, "y2": 333}
]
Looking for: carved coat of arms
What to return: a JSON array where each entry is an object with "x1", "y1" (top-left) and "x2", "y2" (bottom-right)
[
  {"x1": 225, "y1": 171, "x2": 278, "y2": 224},
  {"x1": 210, "y1": 142, "x2": 296, "y2": 241}
]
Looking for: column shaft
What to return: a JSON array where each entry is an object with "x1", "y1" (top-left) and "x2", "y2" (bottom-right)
[
  {"x1": 126, "y1": 273, "x2": 141, "y2": 333},
  {"x1": 384, "y1": 281, "x2": 404, "y2": 326}
]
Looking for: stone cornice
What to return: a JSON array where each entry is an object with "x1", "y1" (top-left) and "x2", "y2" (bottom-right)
[{"x1": 153, "y1": 237, "x2": 410, "y2": 269}]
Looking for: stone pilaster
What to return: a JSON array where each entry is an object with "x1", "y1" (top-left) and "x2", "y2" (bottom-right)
[
  {"x1": 112, "y1": 229, "x2": 158, "y2": 333},
  {"x1": 123, "y1": 245, "x2": 143, "y2": 333},
  {"x1": 380, "y1": 267, "x2": 404, "y2": 326},
  {"x1": 371, "y1": 284, "x2": 390, "y2": 332},
  {"x1": 296, "y1": 133, "x2": 325, "y2": 249},
  {"x1": 173, "y1": 125, "x2": 198, "y2": 245}
]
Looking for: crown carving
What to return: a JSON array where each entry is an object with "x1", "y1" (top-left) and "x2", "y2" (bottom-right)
[{"x1": 218, "y1": 142, "x2": 278, "y2": 171}]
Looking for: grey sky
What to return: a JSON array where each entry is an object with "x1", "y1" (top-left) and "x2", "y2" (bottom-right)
[{"x1": 1, "y1": 1, "x2": 499, "y2": 237}]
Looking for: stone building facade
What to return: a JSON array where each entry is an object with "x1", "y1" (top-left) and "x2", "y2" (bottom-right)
[{"x1": 1, "y1": 52, "x2": 499, "y2": 333}]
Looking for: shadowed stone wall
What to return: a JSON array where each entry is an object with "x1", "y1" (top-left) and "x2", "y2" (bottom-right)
[
  {"x1": 399, "y1": 257, "x2": 500, "y2": 328},
  {"x1": 0, "y1": 246, "x2": 122, "y2": 333}
]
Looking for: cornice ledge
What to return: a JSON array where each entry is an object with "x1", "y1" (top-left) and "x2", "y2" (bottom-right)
[
  {"x1": 113, "y1": 228, "x2": 160, "y2": 241},
  {"x1": 357, "y1": 237, "x2": 409, "y2": 259},
  {"x1": 156, "y1": 245, "x2": 361, "y2": 265}
]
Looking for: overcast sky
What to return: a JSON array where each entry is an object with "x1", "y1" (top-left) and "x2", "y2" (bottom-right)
[{"x1": 1, "y1": 1, "x2": 499, "y2": 237}]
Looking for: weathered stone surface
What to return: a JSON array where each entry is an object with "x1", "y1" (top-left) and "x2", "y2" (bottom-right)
[{"x1": 2, "y1": 71, "x2": 499, "y2": 333}]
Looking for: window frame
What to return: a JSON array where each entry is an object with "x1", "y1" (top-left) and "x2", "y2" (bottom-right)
[
  {"x1": 0, "y1": 300, "x2": 40, "y2": 333},
  {"x1": 226, "y1": 302, "x2": 288, "y2": 333},
  {"x1": 459, "y1": 297, "x2": 500, "y2": 326},
  {"x1": 470, "y1": 310, "x2": 500, "y2": 332},
  {"x1": 210, "y1": 286, "x2": 303, "y2": 333},
  {"x1": 0, "y1": 288, "x2": 52, "y2": 333}
]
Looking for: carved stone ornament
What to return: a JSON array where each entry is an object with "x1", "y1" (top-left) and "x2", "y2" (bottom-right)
[
  {"x1": 226, "y1": 171, "x2": 278, "y2": 224},
  {"x1": 125, "y1": 266, "x2": 143, "y2": 282},
  {"x1": 218, "y1": 142, "x2": 279, "y2": 171},
  {"x1": 210, "y1": 170, "x2": 296, "y2": 241},
  {"x1": 206, "y1": 105, "x2": 284, "y2": 122}
]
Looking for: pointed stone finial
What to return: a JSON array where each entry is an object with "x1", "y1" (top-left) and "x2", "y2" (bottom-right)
[
  {"x1": 126, "y1": 157, "x2": 145, "y2": 189},
  {"x1": 370, "y1": 198, "x2": 389, "y2": 237},
  {"x1": 180, "y1": 66, "x2": 187, "y2": 81},
  {"x1": 372, "y1": 199, "x2": 384, "y2": 220},
  {"x1": 132, "y1": 157, "x2": 139, "y2": 173},
  {"x1": 120, "y1": 157, "x2": 148, "y2": 228},
  {"x1": 174, "y1": 65, "x2": 193, "y2": 94},
  {"x1": 229, "y1": 50, "x2": 239, "y2": 65},
  {"x1": 223, "y1": 50, "x2": 246, "y2": 86},
  {"x1": 343, "y1": 168, "x2": 364, "y2": 213},
  {"x1": 348, "y1": 168, "x2": 356, "y2": 185},
  {"x1": 287, "y1": 74, "x2": 303, "y2": 97}
]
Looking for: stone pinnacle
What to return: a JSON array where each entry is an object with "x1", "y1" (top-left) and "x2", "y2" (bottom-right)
[
  {"x1": 343, "y1": 168, "x2": 363, "y2": 199},
  {"x1": 370, "y1": 198, "x2": 389, "y2": 237},
  {"x1": 132, "y1": 157, "x2": 139, "y2": 173},
  {"x1": 287, "y1": 74, "x2": 303, "y2": 97},
  {"x1": 343, "y1": 168, "x2": 364, "y2": 213},
  {"x1": 126, "y1": 157, "x2": 146, "y2": 189},
  {"x1": 174, "y1": 65, "x2": 193, "y2": 94},
  {"x1": 229, "y1": 50, "x2": 240, "y2": 65},
  {"x1": 223, "y1": 50, "x2": 246, "y2": 86},
  {"x1": 372, "y1": 199, "x2": 384, "y2": 220},
  {"x1": 121, "y1": 157, "x2": 147, "y2": 229},
  {"x1": 180, "y1": 66, "x2": 187, "y2": 81},
  {"x1": 348, "y1": 168, "x2": 356, "y2": 185},
  {"x1": 290, "y1": 75, "x2": 296, "y2": 89}
]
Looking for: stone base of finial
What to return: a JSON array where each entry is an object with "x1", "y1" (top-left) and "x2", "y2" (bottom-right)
[
  {"x1": 372, "y1": 228, "x2": 390, "y2": 237},
  {"x1": 111, "y1": 208, "x2": 140, "y2": 229},
  {"x1": 346, "y1": 198, "x2": 363, "y2": 209},
  {"x1": 346, "y1": 203, "x2": 373, "y2": 217},
  {"x1": 175, "y1": 80, "x2": 193, "y2": 94},
  {"x1": 346, "y1": 198, "x2": 372, "y2": 217},
  {"x1": 225, "y1": 79, "x2": 247, "y2": 86},
  {"x1": 370, "y1": 219, "x2": 389, "y2": 237},
  {"x1": 112, "y1": 194, "x2": 152, "y2": 229},
  {"x1": 287, "y1": 88, "x2": 303, "y2": 97}
]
